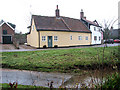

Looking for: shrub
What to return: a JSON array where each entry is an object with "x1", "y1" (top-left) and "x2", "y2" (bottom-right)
[{"x1": 101, "y1": 72, "x2": 120, "y2": 89}]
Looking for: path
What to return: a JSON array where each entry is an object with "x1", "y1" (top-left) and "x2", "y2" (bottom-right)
[{"x1": 0, "y1": 43, "x2": 120, "y2": 52}]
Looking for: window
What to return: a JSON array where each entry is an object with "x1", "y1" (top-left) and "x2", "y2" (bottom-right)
[
  {"x1": 78, "y1": 36, "x2": 82, "y2": 40},
  {"x1": 32, "y1": 25, "x2": 34, "y2": 31},
  {"x1": 94, "y1": 27, "x2": 96, "y2": 31},
  {"x1": 3, "y1": 30, "x2": 7, "y2": 34},
  {"x1": 99, "y1": 29, "x2": 101, "y2": 32},
  {"x1": 54, "y1": 36, "x2": 58, "y2": 41},
  {"x1": 99, "y1": 36, "x2": 101, "y2": 41},
  {"x1": 70, "y1": 36, "x2": 72, "y2": 40},
  {"x1": 85, "y1": 36, "x2": 88, "y2": 40},
  {"x1": 94, "y1": 36, "x2": 97, "y2": 41},
  {"x1": 42, "y1": 36, "x2": 46, "y2": 41}
]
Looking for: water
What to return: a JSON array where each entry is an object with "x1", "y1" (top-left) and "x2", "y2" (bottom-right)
[
  {"x1": 1, "y1": 68, "x2": 71, "y2": 88},
  {"x1": 1, "y1": 68, "x2": 118, "y2": 88}
]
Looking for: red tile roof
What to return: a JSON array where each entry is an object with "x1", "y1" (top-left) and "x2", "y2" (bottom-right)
[{"x1": 32, "y1": 15, "x2": 91, "y2": 33}]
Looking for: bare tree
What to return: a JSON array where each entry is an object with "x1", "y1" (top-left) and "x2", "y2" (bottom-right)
[{"x1": 99, "y1": 18, "x2": 119, "y2": 40}]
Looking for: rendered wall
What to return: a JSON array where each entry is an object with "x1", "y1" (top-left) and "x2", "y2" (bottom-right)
[
  {"x1": 40, "y1": 31, "x2": 91, "y2": 48},
  {"x1": 27, "y1": 19, "x2": 39, "y2": 48}
]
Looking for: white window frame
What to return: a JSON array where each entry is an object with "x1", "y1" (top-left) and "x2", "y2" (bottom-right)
[
  {"x1": 42, "y1": 36, "x2": 46, "y2": 41},
  {"x1": 54, "y1": 36, "x2": 58, "y2": 41},
  {"x1": 78, "y1": 36, "x2": 82, "y2": 40},
  {"x1": 85, "y1": 36, "x2": 88, "y2": 40},
  {"x1": 70, "y1": 36, "x2": 72, "y2": 40}
]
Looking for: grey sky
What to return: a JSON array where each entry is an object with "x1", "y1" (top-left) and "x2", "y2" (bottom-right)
[{"x1": 0, "y1": 0, "x2": 119, "y2": 33}]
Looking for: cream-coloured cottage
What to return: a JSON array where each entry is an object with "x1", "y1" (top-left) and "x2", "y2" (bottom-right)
[{"x1": 27, "y1": 5, "x2": 91, "y2": 48}]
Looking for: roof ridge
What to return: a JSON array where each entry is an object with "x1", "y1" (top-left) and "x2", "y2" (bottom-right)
[
  {"x1": 0, "y1": 20, "x2": 15, "y2": 30},
  {"x1": 82, "y1": 18, "x2": 99, "y2": 26},
  {"x1": 32, "y1": 15, "x2": 55, "y2": 18},
  {"x1": 61, "y1": 17, "x2": 71, "y2": 30}
]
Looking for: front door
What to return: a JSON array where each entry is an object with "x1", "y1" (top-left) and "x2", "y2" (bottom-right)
[{"x1": 48, "y1": 36, "x2": 52, "y2": 47}]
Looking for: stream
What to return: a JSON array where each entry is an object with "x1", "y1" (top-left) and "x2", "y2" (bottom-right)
[{"x1": 0, "y1": 68, "x2": 118, "y2": 88}]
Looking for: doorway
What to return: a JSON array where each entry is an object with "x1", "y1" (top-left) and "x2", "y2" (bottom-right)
[{"x1": 48, "y1": 36, "x2": 52, "y2": 47}]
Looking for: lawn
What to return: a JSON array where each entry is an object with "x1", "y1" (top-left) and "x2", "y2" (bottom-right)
[{"x1": 1, "y1": 46, "x2": 120, "y2": 73}]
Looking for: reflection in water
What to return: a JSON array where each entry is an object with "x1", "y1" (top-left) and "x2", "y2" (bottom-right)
[
  {"x1": 61, "y1": 69, "x2": 118, "y2": 88},
  {"x1": 1, "y1": 68, "x2": 118, "y2": 88}
]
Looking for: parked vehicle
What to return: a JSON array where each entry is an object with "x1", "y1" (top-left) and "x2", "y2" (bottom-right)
[
  {"x1": 104, "y1": 39, "x2": 114, "y2": 44},
  {"x1": 114, "y1": 39, "x2": 120, "y2": 43}
]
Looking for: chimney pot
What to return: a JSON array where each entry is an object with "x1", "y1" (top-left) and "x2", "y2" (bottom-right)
[
  {"x1": 55, "y1": 5, "x2": 60, "y2": 18},
  {"x1": 80, "y1": 9, "x2": 84, "y2": 19},
  {"x1": 57, "y1": 5, "x2": 58, "y2": 9}
]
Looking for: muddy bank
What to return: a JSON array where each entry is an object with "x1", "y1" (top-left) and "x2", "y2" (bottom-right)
[
  {"x1": 2, "y1": 62, "x2": 120, "y2": 74},
  {"x1": 73, "y1": 63, "x2": 120, "y2": 70}
]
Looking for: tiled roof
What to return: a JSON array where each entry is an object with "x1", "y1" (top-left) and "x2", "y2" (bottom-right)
[
  {"x1": 32, "y1": 15, "x2": 91, "y2": 33},
  {"x1": 81, "y1": 18, "x2": 100, "y2": 27}
]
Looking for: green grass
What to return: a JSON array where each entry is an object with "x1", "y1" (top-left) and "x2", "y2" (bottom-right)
[
  {"x1": 2, "y1": 46, "x2": 120, "y2": 73},
  {"x1": 0, "y1": 83, "x2": 46, "y2": 89}
]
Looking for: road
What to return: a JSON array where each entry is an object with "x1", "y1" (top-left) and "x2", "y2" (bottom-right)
[{"x1": 0, "y1": 43, "x2": 120, "y2": 52}]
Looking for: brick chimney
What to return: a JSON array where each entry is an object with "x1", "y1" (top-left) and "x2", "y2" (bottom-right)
[
  {"x1": 80, "y1": 9, "x2": 86, "y2": 19},
  {"x1": 55, "y1": 5, "x2": 60, "y2": 18},
  {"x1": 80, "y1": 9, "x2": 84, "y2": 19}
]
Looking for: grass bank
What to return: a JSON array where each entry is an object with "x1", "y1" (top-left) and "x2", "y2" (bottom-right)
[
  {"x1": 1, "y1": 83, "x2": 46, "y2": 89},
  {"x1": 1, "y1": 46, "x2": 120, "y2": 73}
]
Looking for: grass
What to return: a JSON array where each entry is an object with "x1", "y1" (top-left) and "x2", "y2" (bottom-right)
[
  {"x1": 0, "y1": 83, "x2": 46, "y2": 89},
  {"x1": 1, "y1": 46, "x2": 120, "y2": 73}
]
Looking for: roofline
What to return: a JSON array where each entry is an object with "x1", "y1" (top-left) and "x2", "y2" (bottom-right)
[
  {"x1": 79, "y1": 19, "x2": 91, "y2": 32},
  {"x1": 0, "y1": 21, "x2": 15, "y2": 30},
  {"x1": 81, "y1": 18, "x2": 102, "y2": 28},
  {"x1": 37, "y1": 29, "x2": 91, "y2": 33}
]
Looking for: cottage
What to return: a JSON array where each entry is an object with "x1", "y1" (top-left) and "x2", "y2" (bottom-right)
[
  {"x1": 27, "y1": 6, "x2": 91, "y2": 48},
  {"x1": 0, "y1": 20, "x2": 15, "y2": 44},
  {"x1": 80, "y1": 10, "x2": 102, "y2": 45}
]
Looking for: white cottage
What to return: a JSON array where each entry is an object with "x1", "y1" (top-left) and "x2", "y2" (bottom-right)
[{"x1": 80, "y1": 9, "x2": 102, "y2": 45}]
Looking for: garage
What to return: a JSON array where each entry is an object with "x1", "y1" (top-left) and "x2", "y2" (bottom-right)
[{"x1": 2, "y1": 36, "x2": 12, "y2": 44}]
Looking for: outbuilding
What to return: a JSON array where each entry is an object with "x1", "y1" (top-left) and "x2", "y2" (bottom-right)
[{"x1": 0, "y1": 20, "x2": 15, "y2": 44}]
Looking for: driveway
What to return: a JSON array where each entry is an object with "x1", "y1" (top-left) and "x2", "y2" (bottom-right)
[
  {"x1": 0, "y1": 43, "x2": 120, "y2": 52},
  {"x1": 0, "y1": 44, "x2": 16, "y2": 50}
]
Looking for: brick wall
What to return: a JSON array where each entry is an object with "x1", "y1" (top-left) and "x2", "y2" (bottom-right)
[{"x1": 0, "y1": 23, "x2": 15, "y2": 43}]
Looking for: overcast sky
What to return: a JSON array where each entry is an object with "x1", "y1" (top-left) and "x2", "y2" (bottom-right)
[{"x1": 0, "y1": 0, "x2": 119, "y2": 33}]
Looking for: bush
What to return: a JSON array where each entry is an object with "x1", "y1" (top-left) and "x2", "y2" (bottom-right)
[{"x1": 101, "y1": 72, "x2": 120, "y2": 89}]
